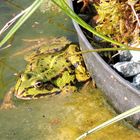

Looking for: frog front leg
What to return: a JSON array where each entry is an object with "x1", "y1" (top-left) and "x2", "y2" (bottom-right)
[
  {"x1": 0, "y1": 87, "x2": 15, "y2": 110},
  {"x1": 61, "y1": 86, "x2": 77, "y2": 95}
]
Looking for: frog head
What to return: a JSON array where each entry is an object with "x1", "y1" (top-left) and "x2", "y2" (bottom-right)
[{"x1": 14, "y1": 72, "x2": 61, "y2": 100}]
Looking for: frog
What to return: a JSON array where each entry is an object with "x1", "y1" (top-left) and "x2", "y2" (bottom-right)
[
  {"x1": 0, "y1": 38, "x2": 90, "y2": 109},
  {"x1": 14, "y1": 43, "x2": 90, "y2": 100}
]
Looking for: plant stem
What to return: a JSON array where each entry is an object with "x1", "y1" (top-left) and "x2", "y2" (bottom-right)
[
  {"x1": 0, "y1": 0, "x2": 44, "y2": 49},
  {"x1": 52, "y1": 0, "x2": 129, "y2": 48}
]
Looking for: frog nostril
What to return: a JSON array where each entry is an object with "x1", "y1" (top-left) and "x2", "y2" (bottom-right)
[{"x1": 14, "y1": 73, "x2": 22, "y2": 77}]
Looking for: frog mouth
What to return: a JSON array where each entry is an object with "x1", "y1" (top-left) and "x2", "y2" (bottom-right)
[
  {"x1": 33, "y1": 91, "x2": 60, "y2": 98},
  {"x1": 15, "y1": 86, "x2": 61, "y2": 100},
  {"x1": 15, "y1": 90, "x2": 61, "y2": 100}
]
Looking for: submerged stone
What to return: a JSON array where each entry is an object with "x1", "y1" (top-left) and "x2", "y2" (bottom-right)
[{"x1": 113, "y1": 61, "x2": 140, "y2": 77}]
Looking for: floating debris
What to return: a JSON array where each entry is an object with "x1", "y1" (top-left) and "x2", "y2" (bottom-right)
[{"x1": 39, "y1": 0, "x2": 61, "y2": 13}]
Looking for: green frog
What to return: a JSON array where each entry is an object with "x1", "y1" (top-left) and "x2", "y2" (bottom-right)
[
  {"x1": 0, "y1": 39, "x2": 90, "y2": 109},
  {"x1": 14, "y1": 42, "x2": 90, "y2": 100}
]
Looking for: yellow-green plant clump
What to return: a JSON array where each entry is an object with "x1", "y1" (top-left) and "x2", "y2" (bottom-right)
[{"x1": 93, "y1": 0, "x2": 140, "y2": 46}]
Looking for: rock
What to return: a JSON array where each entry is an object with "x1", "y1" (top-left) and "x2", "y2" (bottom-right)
[
  {"x1": 132, "y1": 74, "x2": 140, "y2": 90},
  {"x1": 113, "y1": 61, "x2": 140, "y2": 77},
  {"x1": 130, "y1": 50, "x2": 140, "y2": 62},
  {"x1": 119, "y1": 50, "x2": 132, "y2": 61},
  {"x1": 130, "y1": 44, "x2": 140, "y2": 62}
]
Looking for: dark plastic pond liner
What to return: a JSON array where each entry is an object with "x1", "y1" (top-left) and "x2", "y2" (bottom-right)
[{"x1": 68, "y1": 0, "x2": 140, "y2": 127}]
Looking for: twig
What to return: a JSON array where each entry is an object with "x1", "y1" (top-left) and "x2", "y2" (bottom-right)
[
  {"x1": 128, "y1": 0, "x2": 140, "y2": 27},
  {"x1": 0, "y1": 0, "x2": 44, "y2": 49},
  {"x1": 0, "y1": 44, "x2": 11, "y2": 51},
  {"x1": 0, "y1": 6, "x2": 31, "y2": 35}
]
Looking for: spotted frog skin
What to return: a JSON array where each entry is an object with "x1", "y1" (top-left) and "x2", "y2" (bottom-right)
[{"x1": 14, "y1": 43, "x2": 90, "y2": 100}]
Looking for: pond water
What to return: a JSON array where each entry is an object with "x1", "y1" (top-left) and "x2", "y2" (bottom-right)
[{"x1": 0, "y1": 0, "x2": 140, "y2": 140}]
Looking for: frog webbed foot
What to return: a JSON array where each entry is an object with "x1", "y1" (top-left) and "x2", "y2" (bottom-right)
[
  {"x1": 0, "y1": 88, "x2": 15, "y2": 110},
  {"x1": 0, "y1": 102, "x2": 15, "y2": 110}
]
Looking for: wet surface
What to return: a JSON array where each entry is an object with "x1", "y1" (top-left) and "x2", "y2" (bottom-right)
[
  {"x1": 0, "y1": 0, "x2": 140, "y2": 140},
  {"x1": 0, "y1": 82, "x2": 140, "y2": 140}
]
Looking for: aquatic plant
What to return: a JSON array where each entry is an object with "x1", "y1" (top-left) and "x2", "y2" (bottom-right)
[
  {"x1": 0, "y1": 0, "x2": 44, "y2": 50},
  {"x1": 93, "y1": 0, "x2": 140, "y2": 46}
]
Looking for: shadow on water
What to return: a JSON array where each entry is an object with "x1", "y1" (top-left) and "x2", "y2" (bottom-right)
[{"x1": 0, "y1": 0, "x2": 140, "y2": 140}]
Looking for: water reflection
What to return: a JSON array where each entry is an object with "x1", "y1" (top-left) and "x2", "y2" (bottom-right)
[{"x1": 0, "y1": 0, "x2": 77, "y2": 99}]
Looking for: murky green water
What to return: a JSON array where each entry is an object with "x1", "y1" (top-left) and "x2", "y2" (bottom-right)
[{"x1": 0, "y1": 1, "x2": 140, "y2": 140}]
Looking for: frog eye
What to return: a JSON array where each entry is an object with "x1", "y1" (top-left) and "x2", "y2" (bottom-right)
[{"x1": 34, "y1": 81, "x2": 44, "y2": 88}]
